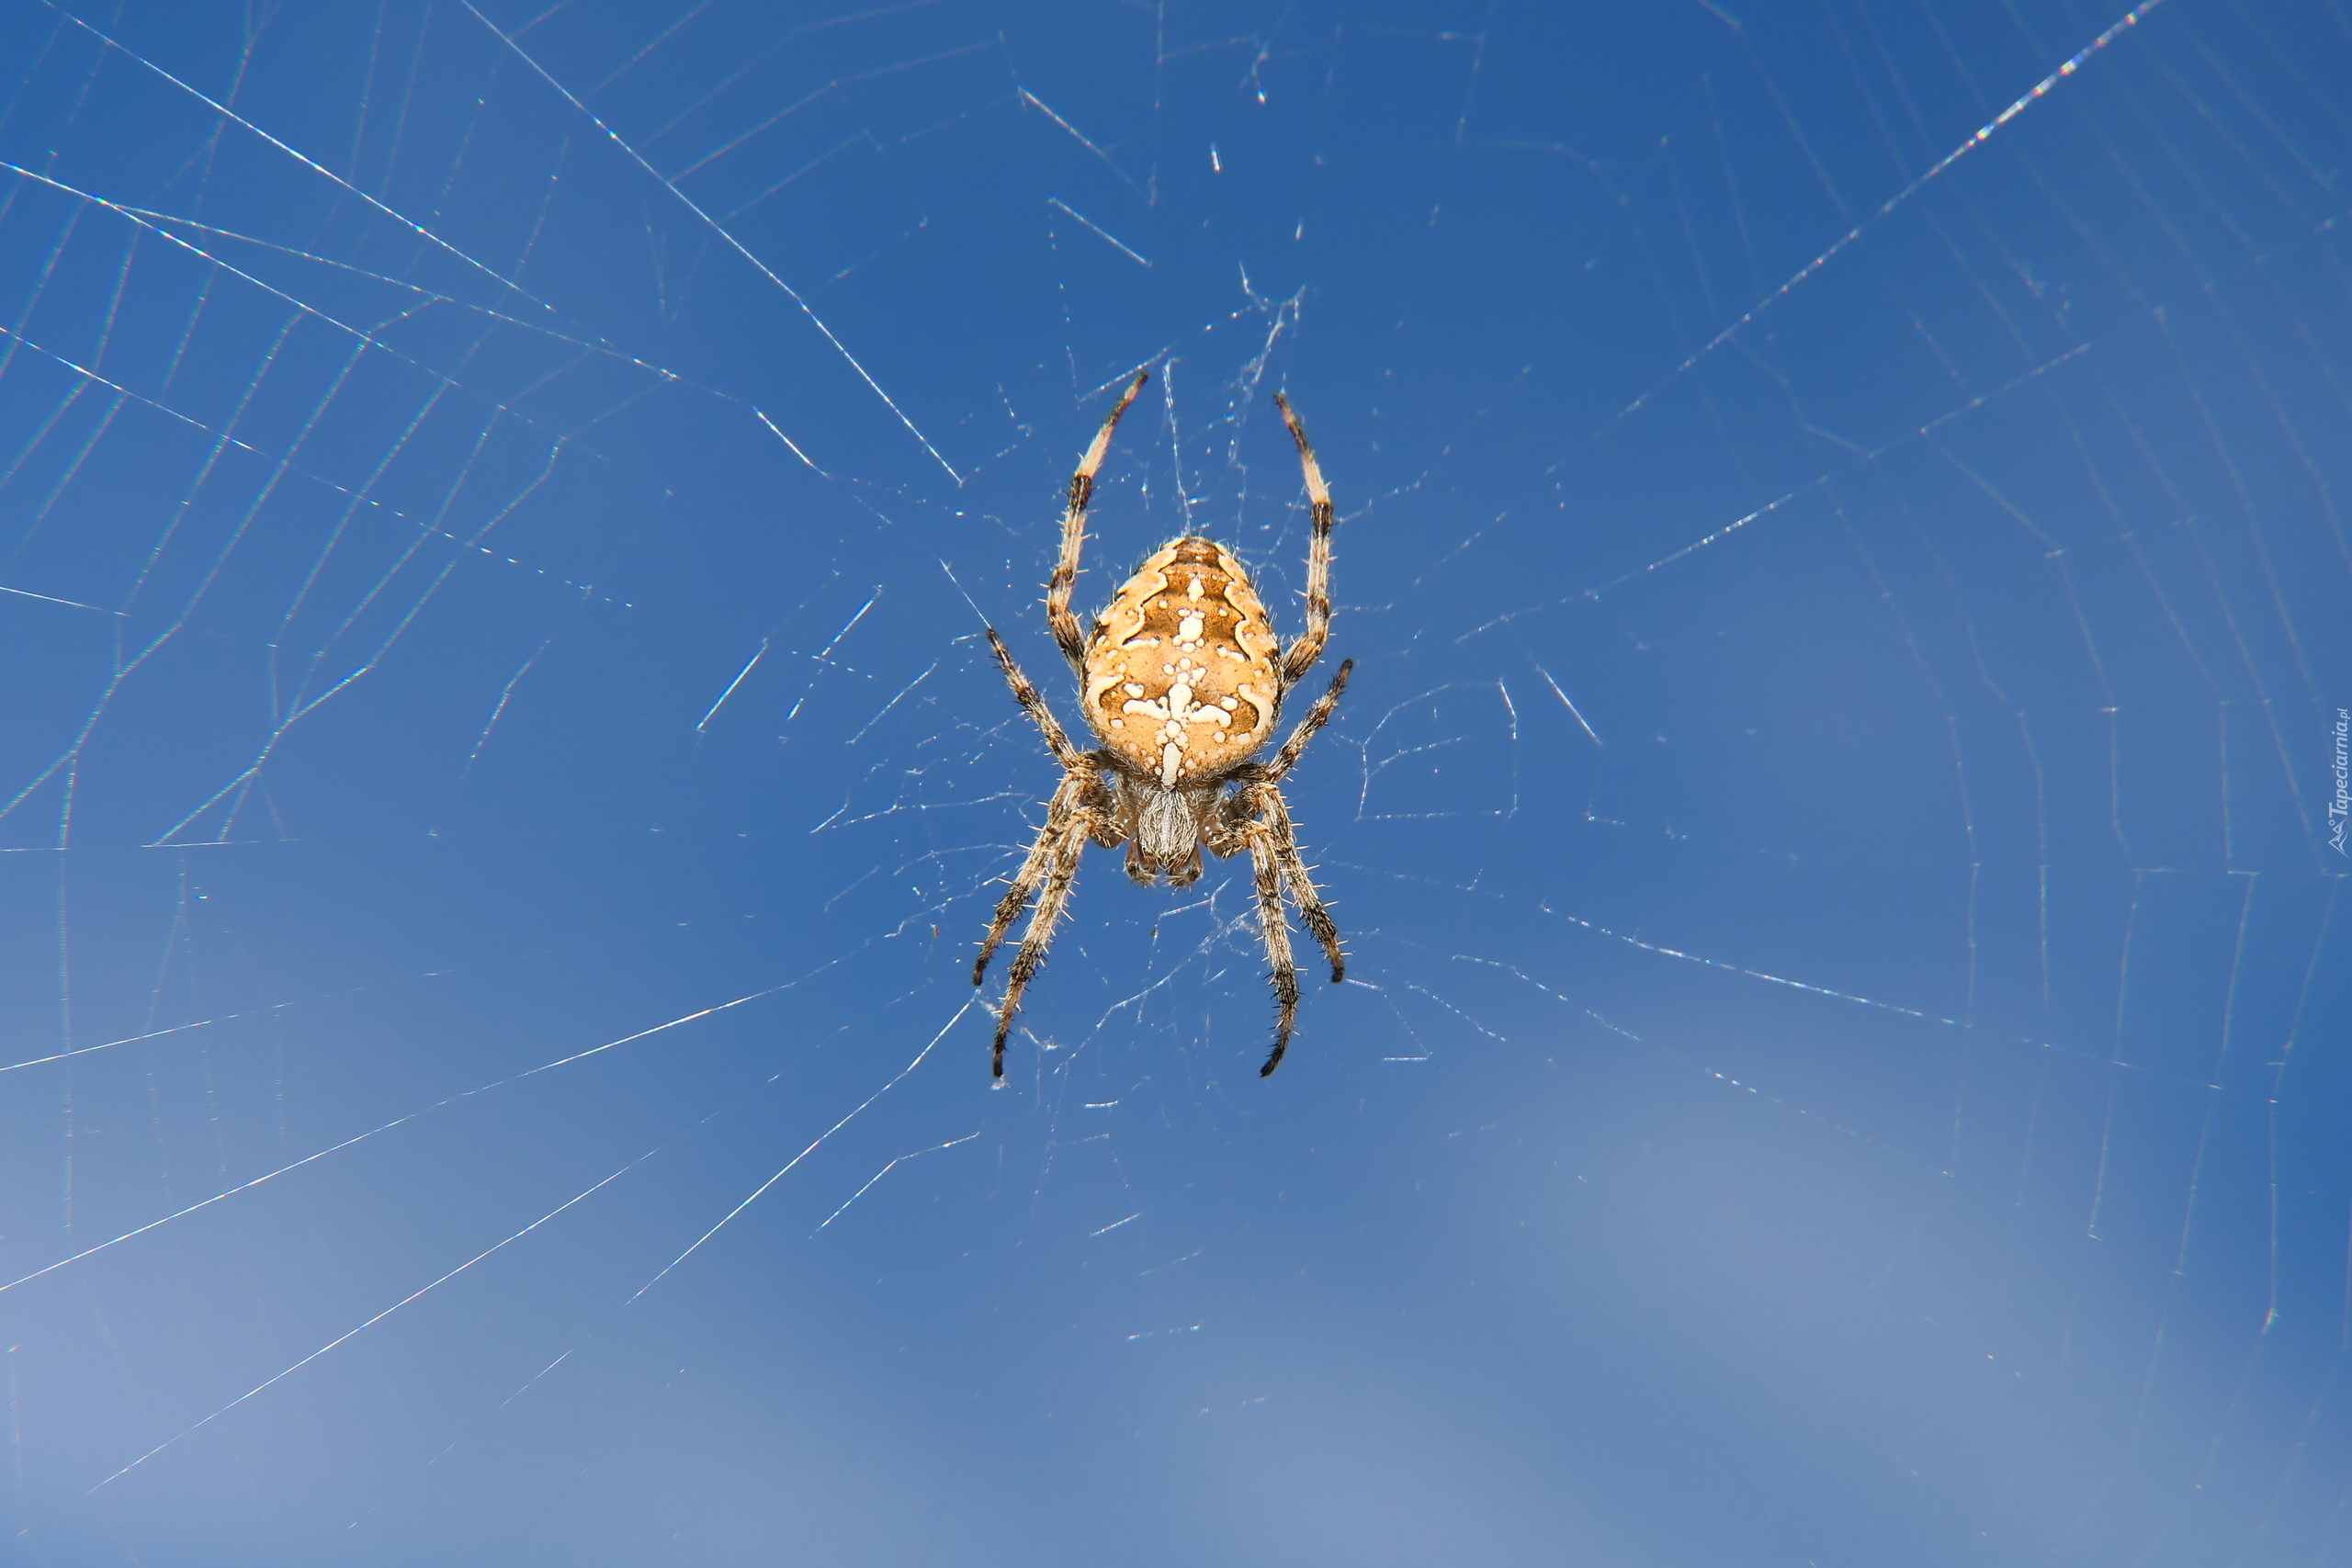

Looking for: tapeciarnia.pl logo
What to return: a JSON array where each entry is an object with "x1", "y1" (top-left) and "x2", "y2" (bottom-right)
[{"x1": 2332, "y1": 706, "x2": 2349, "y2": 856}]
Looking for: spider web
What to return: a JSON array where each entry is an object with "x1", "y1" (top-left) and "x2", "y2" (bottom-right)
[{"x1": 0, "y1": 0, "x2": 2346, "y2": 1562}]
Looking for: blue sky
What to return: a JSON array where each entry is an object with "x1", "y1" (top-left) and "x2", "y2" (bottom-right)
[{"x1": 1, "y1": 0, "x2": 2347, "y2": 1562}]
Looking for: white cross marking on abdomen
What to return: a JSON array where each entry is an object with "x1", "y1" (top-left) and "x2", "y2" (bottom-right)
[{"x1": 1123, "y1": 680, "x2": 1236, "y2": 784}]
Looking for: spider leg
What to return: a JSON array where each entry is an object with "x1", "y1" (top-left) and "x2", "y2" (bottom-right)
[
  {"x1": 1260, "y1": 658, "x2": 1351, "y2": 786},
  {"x1": 990, "y1": 816, "x2": 1092, "y2": 1077},
  {"x1": 1240, "y1": 816, "x2": 1304, "y2": 1077},
  {"x1": 1087, "y1": 760, "x2": 1131, "y2": 849},
  {"x1": 1252, "y1": 783, "x2": 1347, "y2": 985},
  {"x1": 988, "y1": 628, "x2": 1083, "y2": 767},
  {"x1": 1272, "y1": 391, "x2": 1336, "y2": 686},
  {"x1": 1047, "y1": 369, "x2": 1149, "y2": 673},
  {"x1": 974, "y1": 770, "x2": 1094, "y2": 987}
]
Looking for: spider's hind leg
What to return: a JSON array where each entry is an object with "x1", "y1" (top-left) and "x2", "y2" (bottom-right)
[
  {"x1": 1047, "y1": 371, "x2": 1149, "y2": 672},
  {"x1": 1272, "y1": 391, "x2": 1337, "y2": 686}
]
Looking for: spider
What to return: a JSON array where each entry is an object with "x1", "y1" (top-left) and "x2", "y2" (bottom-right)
[{"x1": 975, "y1": 370, "x2": 1353, "y2": 1080}]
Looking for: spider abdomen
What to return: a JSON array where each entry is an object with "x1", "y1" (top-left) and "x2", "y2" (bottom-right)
[{"x1": 1081, "y1": 537, "x2": 1281, "y2": 787}]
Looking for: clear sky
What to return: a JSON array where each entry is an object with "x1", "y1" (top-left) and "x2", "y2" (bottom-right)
[{"x1": 1, "y1": 1, "x2": 2347, "y2": 1562}]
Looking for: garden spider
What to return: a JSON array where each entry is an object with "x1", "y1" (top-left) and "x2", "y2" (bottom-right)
[{"x1": 975, "y1": 371, "x2": 1352, "y2": 1079}]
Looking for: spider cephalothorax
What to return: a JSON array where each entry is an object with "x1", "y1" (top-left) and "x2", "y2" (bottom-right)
[{"x1": 975, "y1": 371, "x2": 1351, "y2": 1079}]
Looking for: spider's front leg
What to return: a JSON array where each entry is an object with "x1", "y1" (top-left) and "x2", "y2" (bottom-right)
[
  {"x1": 976, "y1": 764, "x2": 1112, "y2": 1077},
  {"x1": 1240, "y1": 815, "x2": 1304, "y2": 1077},
  {"x1": 1250, "y1": 783, "x2": 1346, "y2": 987},
  {"x1": 977, "y1": 628, "x2": 1120, "y2": 1076},
  {"x1": 987, "y1": 816, "x2": 1092, "y2": 1077},
  {"x1": 974, "y1": 766, "x2": 1096, "y2": 988},
  {"x1": 1213, "y1": 783, "x2": 1348, "y2": 1077},
  {"x1": 976, "y1": 628, "x2": 1103, "y2": 987}
]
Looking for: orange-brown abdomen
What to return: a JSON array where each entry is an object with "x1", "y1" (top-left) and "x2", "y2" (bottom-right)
[{"x1": 1081, "y1": 537, "x2": 1282, "y2": 786}]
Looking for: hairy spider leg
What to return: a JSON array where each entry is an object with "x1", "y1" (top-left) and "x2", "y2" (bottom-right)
[
  {"x1": 990, "y1": 818, "x2": 1091, "y2": 1077},
  {"x1": 1272, "y1": 390, "x2": 1336, "y2": 686},
  {"x1": 988, "y1": 628, "x2": 1082, "y2": 766},
  {"x1": 1240, "y1": 817, "x2": 1304, "y2": 1076},
  {"x1": 974, "y1": 766, "x2": 1098, "y2": 988},
  {"x1": 1047, "y1": 370, "x2": 1150, "y2": 674},
  {"x1": 1249, "y1": 783, "x2": 1347, "y2": 987},
  {"x1": 1260, "y1": 659, "x2": 1352, "y2": 785}
]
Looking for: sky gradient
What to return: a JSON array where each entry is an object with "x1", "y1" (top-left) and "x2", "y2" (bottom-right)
[{"x1": 0, "y1": 1, "x2": 2348, "y2": 1562}]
